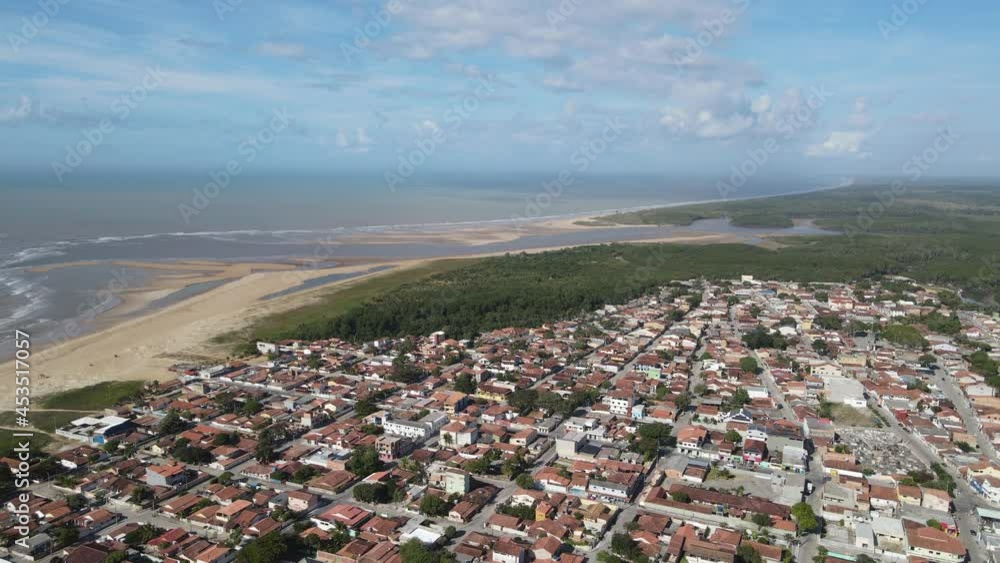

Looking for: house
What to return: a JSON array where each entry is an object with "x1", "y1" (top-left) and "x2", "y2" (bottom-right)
[
  {"x1": 441, "y1": 422, "x2": 479, "y2": 447},
  {"x1": 511, "y1": 428, "x2": 538, "y2": 447},
  {"x1": 449, "y1": 501, "x2": 481, "y2": 523},
  {"x1": 312, "y1": 504, "x2": 373, "y2": 532},
  {"x1": 905, "y1": 525, "x2": 966, "y2": 562},
  {"x1": 487, "y1": 514, "x2": 525, "y2": 537},
  {"x1": 286, "y1": 491, "x2": 320, "y2": 513},
  {"x1": 375, "y1": 435, "x2": 414, "y2": 462},
  {"x1": 605, "y1": 391, "x2": 635, "y2": 416},
  {"x1": 146, "y1": 463, "x2": 193, "y2": 487},
  {"x1": 871, "y1": 516, "x2": 905, "y2": 549},
  {"x1": 742, "y1": 439, "x2": 767, "y2": 464},
  {"x1": 195, "y1": 545, "x2": 234, "y2": 563},
  {"x1": 677, "y1": 426, "x2": 709, "y2": 458},
  {"x1": 431, "y1": 469, "x2": 471, "y2": 495},
  {"x1": 921, "y1": 488, "x2": 951, "y2": 512},
  {"x1": 493, "y1": 539, "x2": 528, "y2": 563},
  {"x1": 531, "y1": 536, "x2": 564, "y2": 561}
]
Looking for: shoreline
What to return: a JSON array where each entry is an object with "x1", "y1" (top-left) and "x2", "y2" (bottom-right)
[
  {"x1": 1, "y1": 228, "x2": 758, "y2": 403},
  {"x1": 0, "y1": 181, "x2": 856, "y2": 403}
]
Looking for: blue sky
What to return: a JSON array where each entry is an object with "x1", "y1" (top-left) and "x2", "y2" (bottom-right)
[{"x1": 1, "y1": 0, "x2": 998, "y2": 185}]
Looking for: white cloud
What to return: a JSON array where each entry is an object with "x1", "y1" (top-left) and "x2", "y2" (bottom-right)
[
  {"x1": 256, "y1": 42, "x2": 306, "y2": 58},
  {"x1": 332, "y1": 127, "x2": 373, "y2": 153},
  {"x1": 0, "y1": 96, "x2": 32, "y2": 123},
  {"x1": 659, "y1": 106, "x2": 753, "y2": 139},
  {"x1": 751, "y1": 95, "x2": 771, "y2": 114},
  {"x1": 806, "y1": 131, "x2": 871, "y2": 157},
  {"x1": 542, "y1": 75, "x2": 587, "y2": 93}
]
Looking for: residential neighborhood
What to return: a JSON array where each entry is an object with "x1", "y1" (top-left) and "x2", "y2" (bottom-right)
[{"x1": 4, "y1": 276, "x2": 1000, "y2": 563}]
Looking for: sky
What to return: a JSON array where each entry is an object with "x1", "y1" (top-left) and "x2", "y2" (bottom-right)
[{"x1": 1, "y1": 0, "x2": 998, "y2": 187}]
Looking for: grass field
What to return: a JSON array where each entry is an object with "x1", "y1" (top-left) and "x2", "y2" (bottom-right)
[
  {"x1": 0, "y1": 429, "x2": 53, "y2": 458},
  {"x1": 39, "y1": 381, "x2": 146, "y2": 411},
  {"x1": 829, "y1": 404, "x2": 878, "y2": 428},
  {"x1": 0, "y1": 381, "x2": 144, "y2": 458}
]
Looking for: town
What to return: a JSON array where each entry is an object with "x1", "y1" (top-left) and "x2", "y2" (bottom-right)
[{"x1": 4, "y1": 275, "x2": 1000, "y2": 563}]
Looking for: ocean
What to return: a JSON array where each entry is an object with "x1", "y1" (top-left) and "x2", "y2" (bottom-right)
[{"x1": 0, "y1": 173, "x2": 847, "y2": 357}]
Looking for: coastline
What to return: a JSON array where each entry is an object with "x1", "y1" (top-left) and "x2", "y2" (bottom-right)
[
  {"x1": 2, "y1": 226, "x2": 752, "y2": 403},
  {"x1": 1, "y1": 182, "x2": 853, "y2": 404}
]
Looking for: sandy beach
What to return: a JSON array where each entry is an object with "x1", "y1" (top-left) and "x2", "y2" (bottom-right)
[
  {"x1": 1, "y1": 219, "x2": 757, "y2": 403},
  {"x1": 3, "y1": 261, "x2": 405, "y2": 401}
]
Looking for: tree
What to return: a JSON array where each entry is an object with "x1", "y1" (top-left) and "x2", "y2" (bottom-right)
[
  {"x1": 509, "y1": 389, "x2": 539, "y2": 414},
  {"x1": 737, "y1": 545, "x2": 763, "y2": 563},
  {"x1": 632, "y1": 422, "x2": 674, "y2": 461},
  {"x1": 346, "y1": 446, "x2": 384, "y2": 478},
  {"x1": 724, "y1": 388, "x2": 751, "y2": 411},
  {"x1": 419, "y1": 494, "x2": 450, "y2": 516},
  {"x1": 515, "y1": 473, "x2": 536, "y2": 489},
  {"x1": 54, "y1": 525, "x2": 80, "y2": 548},
  {"x1": 751, "y1": 513, "x2": 771, "y2": 528},
  {"x1": 391, "y1": 357, "x2": 428, "y2": 384},
  {"x1": 724, "y1": 430, "x2": 743, "y2": 444},
  {"x1": 454, "y1": 373, "x2": 477, "y2": 394},
  {"x1": 213, "y1": 432, "x2": 239, "y2": 446},
  {"x1": 240, "y1": 396, "x2": 264, "y2": 417},
  {"x1": 172, "y1": 444, "x2": 213, "y2": 464},
  {"x1": 399, "y1": 539, "x2": 456, "y2": 563},
  {"x1": 743, "y1": 326, "x2": 788, "y2": 350},
  {"x1": 124, "y1": 524, "x2": 162, "y2": 546},
  {"x1": 881, "y1": 324, "x2": 928, "y2": 349},
  {"x1": 811, "y1": 339, "x2": 829, "y2": 356},
  {"x1": 502, "y1": 450, "x2": 529, "y2": 478},
  {"x1": 465, "y1": 454, "x2": 494, "y2": 475},
  {"x1": 791, "y1": 502, "x2": 819, "y2": 534},
  {"x1": 158, "y1": 409, "x2": 187, "y2": 435},
  {"x1": 236, "y1": 532, "x2": 287, "y2": 563},
  {"x1": 814, "y1": 315, "x2": 843, "y2": 330},
  {"x1": 670, "y1": 491, "x2": 691, "y2": 503},
  {"x1": 291, "y1": 465, "x2": 320, "y2": 484},
  {"x1": 918, "y1": 353, "x2": 937, "y2": 367},
  {"x1": 740, "y1": 357, "x2": 759, "y2": 374},
  {"x1": 353, "y1": 482, "x2": 395, "y2": 504},
  {"x1": 354, "y1": 398, "x2": 378, "y2": 418},
  {"x1": 102, "y1": 552, "x2": 129, "y2": 563},
  {"x1": 129, "y1": 485, "x2": 154, "y2": 505},
  {"x1": 673, "y1": 392, "x2": 692, "y2": 411},
  {"x1": 610, "y1": 533, "x2": 649, "y2": 563},
  {"x1": 255, "y1": 423, "x2": 289, "y2": 463},
  {"x1": 65, "y1": 494, "x2": 88, "y2": 510}
]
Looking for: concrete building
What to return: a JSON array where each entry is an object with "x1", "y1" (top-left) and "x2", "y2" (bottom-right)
[{"x1": 55, "y1": 415, "x2": 134, "y2": 445}]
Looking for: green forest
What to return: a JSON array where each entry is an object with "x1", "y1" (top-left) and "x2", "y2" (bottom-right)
[{"x1": 237, "y1": 184, "x2": 999, "y2": 348}]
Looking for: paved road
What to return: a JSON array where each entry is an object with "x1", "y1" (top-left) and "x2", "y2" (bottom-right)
[
  {"x1": 933, "y1": 365, "x2": 998, "y2": 460},
  {"x1": 872, "y1": 400, "x2": 988, "y2": 563}
]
